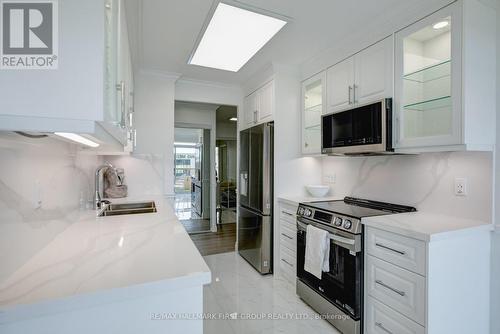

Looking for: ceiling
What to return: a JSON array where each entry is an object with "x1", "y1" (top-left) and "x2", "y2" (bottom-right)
[{"x1": 125, "y1": 0, "x2": 446, "y2": 85}]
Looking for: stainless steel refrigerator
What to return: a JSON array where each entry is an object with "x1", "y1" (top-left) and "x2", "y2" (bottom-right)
[{"x1": 238, "y1": 122, "x2": 273, "y2": 274}]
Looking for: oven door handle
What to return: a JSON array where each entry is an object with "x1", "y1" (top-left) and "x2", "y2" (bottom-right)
[{"x1": 329, "y1": 234, "x2": 355, "y2": 246}]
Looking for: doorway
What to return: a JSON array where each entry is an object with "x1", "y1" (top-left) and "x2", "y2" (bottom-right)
[{"x1": 173, "y1": 127, "x2": 212, "y2": 234}]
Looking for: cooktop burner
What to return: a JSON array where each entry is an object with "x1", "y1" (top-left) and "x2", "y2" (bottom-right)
[{"x1": 297, "y1": 197, "x2": 416, "y2": 234}]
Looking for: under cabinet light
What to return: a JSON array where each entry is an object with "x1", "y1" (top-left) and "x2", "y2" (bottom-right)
[
  {"x1": 188, "y1": 2, "x2": 287, "y2": 72},
  {"x1": 229, "y1": 117, "x2": 237, "y2": 121},
  {"x1": 54, "y1": 132, "x2": 100, "y2": 148}
]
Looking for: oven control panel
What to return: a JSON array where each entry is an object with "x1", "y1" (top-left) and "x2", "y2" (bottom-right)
[{"x1": 297, "y1": 205, "x2": 361, "y2": 234}]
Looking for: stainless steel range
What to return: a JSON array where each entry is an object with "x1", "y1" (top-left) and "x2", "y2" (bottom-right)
[{"x1": 296, "y1": 197, "x2": 416, "y2": 334}]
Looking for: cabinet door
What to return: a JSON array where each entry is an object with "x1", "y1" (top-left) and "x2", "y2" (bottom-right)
[
  {"x1": 244, "y1": 92, "x2": 258, "y2": 127},
  {"x1": 394, "y1": 3, "x2": 461, "y2": 149},
  {"x1": 104, "y1": 0, "x2": 119, "y2": 125},
  {"x1": 258, "y1": 81, "x2": 274, "y2": 122},
  {"x1": 301, "y1": 72, "x2": 326, "y2": 155},
  {"x1": 354, "y1": 37, "x2": 393, "y2": 105},
  {"x1": 327, "y1": 57, "x2": 355, "y2": 113}
]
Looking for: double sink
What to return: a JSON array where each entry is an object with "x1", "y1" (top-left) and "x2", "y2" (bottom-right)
[{"x1": 98, "y1": 201, "x2": 157, "y2": 217}]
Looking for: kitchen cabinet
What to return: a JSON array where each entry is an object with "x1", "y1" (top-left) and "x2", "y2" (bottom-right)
[
  {"x1": 394, "y1": 0, "x2": 495, "y2": 152},
  {"x1": 364, "y1": 225, "x2": 490, "y2": 334},
  {"x1": 301, "y1": 71, "x2": 326, "y2": 155},
  {"x1": 276, "y1": 199, "x2": 298, "y2": 288},
  {"x1": 242, "y1": 80, "x2": 275, "y2": 129},
  {"x1": 0, "y1": 0, "x2": 133, "y2": 151},
  {"x1": 327, "y1": 37, "x2": 392, "y2": 113}
]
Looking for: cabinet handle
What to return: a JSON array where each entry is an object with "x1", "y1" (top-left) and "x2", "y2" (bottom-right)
[
  {"x1": 348, "y1": 86, "x2": 353, "y2": 104},
  {"x1": 375, "y1": 322, "x2": 393, "y2": 334},
  {"x1": 281, "y1": 233, "x2": 293, "y2": 240},
  {"x1": 375, "y1": 243, "x2": 406, "y2": 255},
  {"x1": 254, "y1": 110, "x2": 258, "y2": 123},
  {"x1": 353, "y1": 84, "x2": 357, "y2": 104},
  {"x1": 281, "y1": 211, "x2": 294, "y2": 217},
  {"x1": 116, "y1": 81, "x2": 126, "y2": 128},
  {"x1": 281, "y1": 258, "x2": 293, "y2": 267},
  {"x1": 375, "y1": 279, "x2": 406, "y2": 296}
]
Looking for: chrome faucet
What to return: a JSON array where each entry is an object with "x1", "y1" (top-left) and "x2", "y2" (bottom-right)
[{"x1": 94, "y1": 163, "x2": 121, "y2": 210}]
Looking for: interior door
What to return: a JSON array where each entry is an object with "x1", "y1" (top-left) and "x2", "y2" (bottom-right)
[
  {"x1": 354, "y1": 36, "x2": 393, "y2": 105},
  {"x1": 327, "y1": 57, "x2": 355, "y2": 113}
]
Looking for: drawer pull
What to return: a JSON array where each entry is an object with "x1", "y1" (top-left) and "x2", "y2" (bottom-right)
[
  {"x1": 281, "y1": 258, "x2": 294, "y2": 267},
  {"x1": 375, "y1": 279, "x2": 406, "y2": 297},
  {"x1": 281, "y1": 211, "x2": 294, "y2": 217},
  {"x1": 375, "y1": 243, "x2": 406, "y2": 255},
  {"x1": 281, "y1": 233, "x2": 293, "y2": 240},
  {"x1": 375, "y1": 322, "x2": 393, "y2": 334}
]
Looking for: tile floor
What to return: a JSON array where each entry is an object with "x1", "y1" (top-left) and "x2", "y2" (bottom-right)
[{"x1": 203, "y1": 252, "x2": 340, "y2": 334}]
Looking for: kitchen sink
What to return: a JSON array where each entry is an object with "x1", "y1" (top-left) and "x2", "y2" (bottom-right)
[{"x1": 98, "y1": 201, "x2": 157, "y2": 217}]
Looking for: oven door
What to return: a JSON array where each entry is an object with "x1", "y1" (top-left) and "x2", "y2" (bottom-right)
[
  {"x1": 322, "y1": 99, "x2": 391, "y2": 154},
  {"x1": 297, "y1": 219, "x2": 362, "y2": 320}
]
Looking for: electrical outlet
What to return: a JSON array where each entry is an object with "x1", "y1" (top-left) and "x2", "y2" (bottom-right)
[
  {"x1": 323, "y1": 173, "x2": 336, "y2": 184},
  {"x1": 454, "y1": 178, "x2": 467, "y2": 196}
]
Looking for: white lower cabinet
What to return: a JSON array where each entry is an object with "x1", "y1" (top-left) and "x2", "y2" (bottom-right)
[
  {"x1": 364, "y1": 225, "x2": 490, "y2": 334},
  {"x1": 276, "y1": 200, "x2": 298, "y2": 287},
  {"x1": 366, "y1": 296, "x2": 425, "y2": 334}
]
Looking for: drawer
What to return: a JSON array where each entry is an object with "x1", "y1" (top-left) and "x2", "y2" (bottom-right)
[
  {"x1": 279, "y1": 245, "x2": 296, "y2": 282},
  {"x1": 280, "y1": 224, "x2": 296, "y2": 252},
  {"x1": 366, "y1": 227, "x2": 426, "y2": 276},
  {"x1": 280, "y1": 217, "x2": 296, "y2": 231},
  {"x1": 279, "y1": 204, "x2": 297, "y2": 224},
  {"x1": 366, "y1": 255, "x2": 426, "y2": 325},
  {"x1": 365, "y1": 296, "x2": 425, "y2": 334}
]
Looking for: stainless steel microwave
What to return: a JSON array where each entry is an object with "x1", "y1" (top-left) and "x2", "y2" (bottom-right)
[{"x1": 321, "y1": 98, "x2": 393, "y2": 155}]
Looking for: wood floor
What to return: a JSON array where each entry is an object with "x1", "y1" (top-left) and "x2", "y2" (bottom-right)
[
  {"x1": 189, "y1": 223, "x2": 236, "y2": 256},
  {"x1": 180, "y1": 219, "x2": 211, "y2": 233}
]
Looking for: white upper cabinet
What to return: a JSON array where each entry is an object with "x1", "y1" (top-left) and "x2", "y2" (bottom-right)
[
  {"x1": 0, "y1": 0, "x2": 133, "y2": 150},
  {"x1": 327, "y1": 36, "x2": 392, "y2": 113},
  {"x1": 327, "y1": 57, "x2": 355, "y2": 112},
  {"x1": 242, "y1": 80, "x2": 275, "y2": 129},
  {"x1": 354, "y1": 37, "x2": 393, "y2": 105},
  {"x1": 394, "y1": 0, "x2": 495, "y2": 152},
  {"x1": 301, "y1": 72, "x2": 326, "y2": 155}
]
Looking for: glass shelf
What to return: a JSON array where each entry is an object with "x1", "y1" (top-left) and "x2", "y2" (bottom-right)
[
  {"x1": 305, "y1": 124, "x2": 321, "y2": 131},
  {"x1": 403, "y1": 96, "x2": 451, "y2": 111},
  {"x1": 305, "y1": 104, "x2": 322, "y2": 113},
  {"x1": 403, "y1": 60, "x2": 451, "y2": 83}
]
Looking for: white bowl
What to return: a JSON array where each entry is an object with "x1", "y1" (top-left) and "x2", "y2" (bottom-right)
[{"x1": 305, "y1": 185, "x2": 330, "y2": 198}]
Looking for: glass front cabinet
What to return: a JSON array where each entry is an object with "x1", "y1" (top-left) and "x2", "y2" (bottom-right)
[
  {"x1": 302, "y1": 72, "x2": 326, "y2": 155},
  {"x1": 394, "y1": 3, "x2": 460, "y2": 149},
  {"x1": 394, "y1": 0, "x2": 495, "y2": 152}
]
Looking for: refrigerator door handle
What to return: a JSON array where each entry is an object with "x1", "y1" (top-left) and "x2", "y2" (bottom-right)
[{"x1": 240, "y1": 172, "x2": 248, "y2": 196}]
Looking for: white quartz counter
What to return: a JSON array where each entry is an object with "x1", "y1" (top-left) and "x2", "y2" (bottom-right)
[
  {"x1": 362, "y1": 212, "x2": 493, "y2": 242},
  {"x1": 0, "y1": 196, "x2": 211, "y2": 322}
]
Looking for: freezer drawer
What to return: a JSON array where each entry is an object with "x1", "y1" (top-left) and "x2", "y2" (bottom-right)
[{"x1": 238, "y1": 206, "x2": 273, "y2": 274}]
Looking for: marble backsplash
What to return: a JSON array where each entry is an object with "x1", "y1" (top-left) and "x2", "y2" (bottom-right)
[
  {"x1": 321, "y1": 151, "x2": 493, "y2": 223},
  {"x1": 0, "y1": 133, "x2": 100, "y2": 281}
]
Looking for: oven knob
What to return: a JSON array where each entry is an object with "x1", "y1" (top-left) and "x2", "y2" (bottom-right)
[
  {"x1": 305, "y1": 209, "x2": 312, "y2": 217},
  {"x1": 334, "y1": 217, "x2": 343, "y2": 226},
  {"x1": 343, "y1": 219, "x2": 352, "y2": 229},
  {"x1": 298, "y1": 207, "x2": 304, "y2": 215}
]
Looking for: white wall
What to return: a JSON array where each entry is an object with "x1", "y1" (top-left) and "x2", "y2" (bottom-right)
[
  {"x1": 321, "y1": 151, "x2": 492, "y2": 222},
  {"x1": 0, "y1": 133, "x2": 99, "y2": 281}
]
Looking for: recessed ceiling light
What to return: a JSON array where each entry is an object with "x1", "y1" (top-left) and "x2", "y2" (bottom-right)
[
  {"x1": 433, "y1": 21, "x2": 449, "y2": 30},
  {"x1": 229, "y1": 117, "x2": 237, "y2": 121},
  {"x1": 188, "y1": 2, "x2": 287, "y2": 72},
  {"x1": 54, "y1": 132, "x2": 100, "y2": 148}
]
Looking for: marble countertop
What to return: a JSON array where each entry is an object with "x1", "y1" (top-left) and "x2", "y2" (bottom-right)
[
  {"x1": 362, "y1": 212, "x2": 493, "y2": 242},
  {"x1": 0, "y1": 196, "x2": 211, "y2": 321}
]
